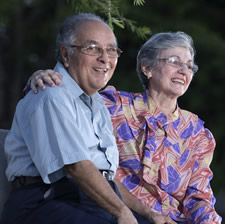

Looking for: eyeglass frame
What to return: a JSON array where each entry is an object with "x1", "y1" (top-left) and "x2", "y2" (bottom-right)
[
  {"x1": 69, "y1": 43, "x2": 123, "y2": 58},
  {"x1": 157, "y1": 56, "x2": 198, "y2": 74}
]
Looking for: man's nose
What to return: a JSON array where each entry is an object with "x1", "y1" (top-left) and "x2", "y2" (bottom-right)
[{"x1": 97, "y1": 49, "x2": 110, "y2": 62}]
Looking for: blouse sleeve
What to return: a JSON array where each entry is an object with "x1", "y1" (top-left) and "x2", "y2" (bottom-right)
[{"x1": 183, "y1": 126, "x2": 222, "y2": 223}]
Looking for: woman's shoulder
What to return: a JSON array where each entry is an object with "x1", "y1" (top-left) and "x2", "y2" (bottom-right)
[
  {"x1": 101, "y1": 85, "x2": 143, "y2": 99},
  {"x1": 179, "y1": 107, "x2": 214, "y2": 141},
  {"x1": 179, "y1": 108, "x2": 199, "y2": 123}
]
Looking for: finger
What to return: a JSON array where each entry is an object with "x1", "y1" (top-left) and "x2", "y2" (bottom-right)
[
  {"x1": 30, "y1": 70, "x2": 45, "y2": 93},
  {"x1": 45, "y1": 70, "x2": 62, "y2": 86},
  {"x1": 42, "y1": 75, "x2": 56, "y2": 87},
  {"x1": 36, "y1": 79, "x2": 46, "y2": 90},
  {"x1": 30, "y1": 79, "x2": 38, "y2": 93},
  {"x1": 45, "y1": 70, "x2": 62, "y2": 79},
  {"x1": 34, "y1": 71, "x2": 55, "y2": 88},
  {"x1": 31, "y1": 77, "x2": 46, "y2": 91},
  {"x1": 35, "y1": 70, "x2": 55, "y2": 87}
]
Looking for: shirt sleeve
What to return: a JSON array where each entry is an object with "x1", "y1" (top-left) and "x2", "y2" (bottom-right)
[
  {"x1": 22, "y1": 96, "x2": 91, "y2": 183},
  {"x1": 183, "y1": 127, "x2": 222, "y2": 223}
]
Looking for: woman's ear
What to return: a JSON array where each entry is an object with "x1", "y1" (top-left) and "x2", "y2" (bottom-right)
[
  {"x1": 60, "y1": 46, "x2": 69, "y2": 68},
  {"x1": 141, "y1": 64, "x2": 152, "y2": 79}
]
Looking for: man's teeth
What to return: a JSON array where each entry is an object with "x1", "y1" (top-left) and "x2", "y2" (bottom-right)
[{"x1": 94, "y1": 68, "x2": 108, "y2": 72}]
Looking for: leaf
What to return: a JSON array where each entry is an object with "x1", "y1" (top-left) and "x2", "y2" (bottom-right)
[
  {"x1": 134, "y1": 0, "x2": 145, "y2": 6},
  {"x1": 111, "y1": 17, "x2": 124, "y2": 29}
]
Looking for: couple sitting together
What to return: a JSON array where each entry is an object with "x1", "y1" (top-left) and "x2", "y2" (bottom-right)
[{"x1": 1, "y1": 13, "x2": 221, "y2": 224}]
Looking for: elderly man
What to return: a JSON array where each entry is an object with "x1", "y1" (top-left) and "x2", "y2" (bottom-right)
[{"x1": 2, "y1": 13, "x2": 175, "y2": 224}]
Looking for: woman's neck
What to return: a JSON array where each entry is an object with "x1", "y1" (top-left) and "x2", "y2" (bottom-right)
[{"x1": 147, "y1": 89, "x2": 177, "y2": 115}]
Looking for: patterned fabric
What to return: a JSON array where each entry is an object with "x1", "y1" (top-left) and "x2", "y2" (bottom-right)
[{"x1": 101, "y1": 86, "x2": 222, "y2": 224}]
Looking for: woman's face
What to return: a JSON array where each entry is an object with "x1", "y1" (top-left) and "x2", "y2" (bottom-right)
[{"x1": 147, "y1": 47, "x2": 194, "y2": 100}]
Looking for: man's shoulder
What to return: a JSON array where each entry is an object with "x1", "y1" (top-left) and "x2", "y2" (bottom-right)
[
  {"x1": 18, "y1": 85, "x2": 75, "y2": 116},
  {"x1": 24, "y1": 85, "x2": 65, "y2": 103}
]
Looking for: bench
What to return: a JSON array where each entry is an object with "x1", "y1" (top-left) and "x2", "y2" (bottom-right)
[{"x1": 0, "y1": 129, "x2": 11, "y2": 219}]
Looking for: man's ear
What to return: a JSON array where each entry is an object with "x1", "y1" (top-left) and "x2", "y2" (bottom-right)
[{"x1": 60, "y1": 46, "x2": 69, "y2": 68}]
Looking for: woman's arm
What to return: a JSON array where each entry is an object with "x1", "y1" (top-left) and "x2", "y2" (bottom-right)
[
  {"x1": 114, "y1": 178, "x2": 176, "y2": 224},
  {"x1": 183, "y1": 129, "x2": 222, "y2": 224}
]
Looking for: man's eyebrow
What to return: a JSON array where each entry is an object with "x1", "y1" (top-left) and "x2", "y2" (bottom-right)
[
  {"x1": 83, "y1": 40, "x2": 117, "y2": 47},
  {"x1": 79, "y1": 40, "x2": 97, "y2": 46},
  {"x1": 84, "y1": 40, "x2": 97, "y2": 44}
]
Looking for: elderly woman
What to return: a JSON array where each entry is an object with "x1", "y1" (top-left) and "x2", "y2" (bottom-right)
[{"x1": 28, "y1": 31, "x2": 222, "y2": 223}]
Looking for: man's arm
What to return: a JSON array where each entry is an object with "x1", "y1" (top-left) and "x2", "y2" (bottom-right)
[
  {"x1": 114, "y1": 178, "x2": 176, "y2": 224},
  {"x1": 65, "y1": 160, "x2": 138, "y2": 224}
]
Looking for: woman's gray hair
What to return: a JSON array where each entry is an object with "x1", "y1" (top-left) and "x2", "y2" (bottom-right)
[
  {"x1": 56, "y1": 13, "x2": 111, "y2": 63},
  {"x1": 136, "y1": 31, "x2": 197, "y2": 89}
]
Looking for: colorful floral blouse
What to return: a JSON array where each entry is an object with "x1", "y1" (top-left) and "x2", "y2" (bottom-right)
[{"x1": 101, "y1": 86, "x2": 222, "y2": 224}]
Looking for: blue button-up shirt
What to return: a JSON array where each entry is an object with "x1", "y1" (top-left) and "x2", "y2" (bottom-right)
[{"x1": 5, "y1": 62, "x2": 119, "y2": 183}]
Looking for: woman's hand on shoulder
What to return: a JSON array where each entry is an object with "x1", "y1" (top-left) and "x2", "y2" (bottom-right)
[{"x1": 30, "y1": 69, "x2": 62, "y2": 93}]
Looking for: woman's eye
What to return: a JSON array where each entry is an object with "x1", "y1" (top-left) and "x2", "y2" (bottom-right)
[
  {"x1": 108, "y1": 47, "x2": 116, "y2": 52},
  {"x1": 169, "y1": 58, "x2": 179, "y2": 65}
]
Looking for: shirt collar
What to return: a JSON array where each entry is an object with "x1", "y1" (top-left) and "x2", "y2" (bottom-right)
[{"x1": 54, "y1": 62, "x2": 104, "y2": 106}]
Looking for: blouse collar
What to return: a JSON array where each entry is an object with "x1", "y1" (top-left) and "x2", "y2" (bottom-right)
[{"x1": 144, "y1": 90, "x2": 179, "y2": 127}]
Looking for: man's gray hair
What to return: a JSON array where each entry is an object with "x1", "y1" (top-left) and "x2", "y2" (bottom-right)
[
  {"x1": 136, "y1": 31, "x2": 197, "y2": 89},
  {"x1": 56, "y1": 13, "x2": 110, "y2": 63}
]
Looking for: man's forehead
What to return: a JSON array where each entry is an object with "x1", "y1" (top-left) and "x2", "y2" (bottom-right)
[
  {"x1": 75, "y1": 21, "x2": 117, "y2": 46},
  {"x1": 77, "y1": 20, "x2": 110, "y2": 33}
]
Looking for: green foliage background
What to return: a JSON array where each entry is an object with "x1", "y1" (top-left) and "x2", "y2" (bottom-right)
[{"x1": 0, "y1": 0, "x2": 225, "y2": 218}]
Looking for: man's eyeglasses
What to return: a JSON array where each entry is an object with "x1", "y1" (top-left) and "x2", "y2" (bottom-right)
[
  {"x1": 158, "y1": 56, "x2": 198, "y2": 74},
  {"x1": 70, "y1": 44, "x2": 123, "y2": 58}
]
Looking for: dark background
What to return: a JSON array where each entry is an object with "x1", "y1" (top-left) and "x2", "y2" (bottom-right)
[{"x1": 0, "y1": 0, "x2": 224, "y2": 220}]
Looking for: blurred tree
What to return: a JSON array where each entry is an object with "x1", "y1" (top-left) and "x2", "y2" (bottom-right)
[
  {"x1": 68, "y1": 0, "x2": 150, "y2": 39},
  {"x1": 0, "y1": 0, "x2": 150, "y2": 129}
]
